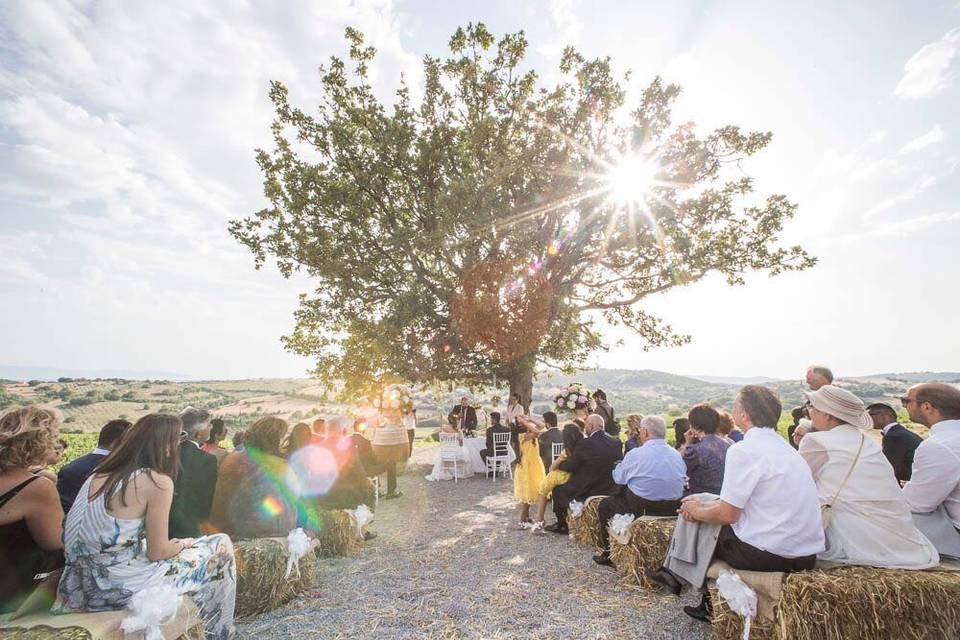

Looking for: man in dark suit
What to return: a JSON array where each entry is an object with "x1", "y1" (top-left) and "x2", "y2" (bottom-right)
[
  {"x1": 869, "y1": 402, "x2": 922, "y2": 483},
  {"x1": 537, "y1": 411, "x2": 564, "y2": 473},
  {"x1": 449, "y1": 397, "x2": 478, "y2": 435},
  {"x1": 480, "y1": 412, "x2": 512, "y2": 463},
  {"x1": 170, "y1": 407, "x2": 218, "y2": 538},
  {"x1": 57, "y1": 418, "x2": 131, "y2": 512},
  {"x1": 592, "y1": 389, "x2": 619, "y2": 437},
  {"x1": 546, "y1": 414, "x2": 623, "y2": 534}
]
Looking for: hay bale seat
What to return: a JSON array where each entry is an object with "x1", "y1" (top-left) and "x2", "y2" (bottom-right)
[
  {"x1": 235, "y1": 537, "x2": 318, "y2": 618},
  {"x1": 568, "y1": 495, "x2": 607, "y2": 550},
  {"x1": 608, "y1": 517, "x2": 676, "y2": 590},
  {"x1": 314, "y1": 509, "x2": 365, "y2": 558},
  {"x1": 0, "y1": 598, "x2": 203, "y2": 639},
  {"x1": 710, "y1": 565, "x2": 960, "y2": 640}
]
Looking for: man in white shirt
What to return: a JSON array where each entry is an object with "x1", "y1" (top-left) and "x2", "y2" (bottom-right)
[
  {"x1": 900, "y1": 384, "x2": 960, "y2": 550},
  {"x1": 648, "y1": 385, "x2": 824, "y2": 622}
]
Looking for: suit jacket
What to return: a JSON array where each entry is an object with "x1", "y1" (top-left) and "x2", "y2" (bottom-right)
[
  {"x1": 538, "y1": 427, "x2": 564, "y2": 472},
  {"x1": 57, "y1": 451, "x2": 108, "y2": 513},
  {"x1": 882, "y1": 423, "x2": 923, "y2": 483},
  {"x1": 594, "y1": 401, "x2": 619, "y2": 436},
  {"x1": 449, "y1": 405, "x2": 478, "y2": 433},
  {"x1": 350, "y1": 433, "x2": 381, "y2": 476},
  {"x1": 557, "y1": 431, "x2": 623, "y2": 501},
  {"x1": 483, "y1": 424, "x2": 512, "y2": 455},
  {"x1": 170, "y1": 441, "x2": 218, "y2": 538}
]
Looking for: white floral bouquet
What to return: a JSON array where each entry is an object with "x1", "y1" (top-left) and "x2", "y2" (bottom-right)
[
  {"x1": 372, "y1": 384, "x2": 414, "y2": 414},
  {"x1": 554, "y1": 382, "x2": 591, "y2": 412}
]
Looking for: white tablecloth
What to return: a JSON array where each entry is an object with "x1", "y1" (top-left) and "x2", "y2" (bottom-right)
[{"x1": 463, "y1": 436, "x2": 516, "y2": 474}]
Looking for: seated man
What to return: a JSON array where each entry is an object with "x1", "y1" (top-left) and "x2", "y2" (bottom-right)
[
  {"x1": 480, "y1": 411, "x2": 512, "y2": 463},
  {"x1": 57, "y1": 418, "x2": 131, "y2": 512},
  {"x1": 593, "y1": 416, "x2": 685, "y2": 565},
  {"x1": 546, "y1": 414, "x2": 622, "y2": 534},
  {"x1": 868, "y1": 402, "x2": 922, "y2": 484},
  {"x1": 537, "y1": 411, "x2": 563, "y2": 472},
  {"x1": 900, "y1": 383, "x2": 960, "y2": 557},
  {"x1": 648, "y1": 385, "x2": 824, "y2": 622},
  {"x1": 680, "y1": 404, "x2": 731, "y2": 496}
]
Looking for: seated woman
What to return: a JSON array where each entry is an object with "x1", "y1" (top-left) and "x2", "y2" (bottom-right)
[
  {"x1": 624, "y1": 415, "x2": 642, "y2": 452},
  {"x1": 200, "y1": 418, "x2": 229, "y2": 465},
  {"x1": 0, "y1": 406, "x2": 65, "y2": 614},
  {"x1": 716, "y1": 410, "x2": 743, "y2": 443},
  {"x1": 53, "y1": 414, "x2": 236, "y2": 639},
  {"x1": 425, "y1": 415, "x2": 472, "y2": 481},
  {"x1": 210, "y1": 416, "x2": 297, "y2": 540},
  {"x1": 799, "y1": 385, "x2": 938, "y2": 569},
  {"x1": 530, "y1": 424, "x2": 584, "y2": 532},
  {"x1": 680, "y1": 404, "x2": 732, "y2": 496}
]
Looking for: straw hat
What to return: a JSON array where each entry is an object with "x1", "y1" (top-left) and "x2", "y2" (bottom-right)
[{"x1": 804, "y1": 385, "x2": 873, "y2": 429}]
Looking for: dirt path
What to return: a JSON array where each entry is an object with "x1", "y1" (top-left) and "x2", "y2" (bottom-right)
[{"x1": 236, "y1": 445, "x2": 709, "y2": 640}]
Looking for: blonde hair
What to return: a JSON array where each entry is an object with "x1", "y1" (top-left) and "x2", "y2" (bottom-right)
[
  {"x1": 0, "y1": 406, "x2": 62, "y2": 472},
  {"x1": 717, "y1": 410, "x2": 735, "y2": 435}
]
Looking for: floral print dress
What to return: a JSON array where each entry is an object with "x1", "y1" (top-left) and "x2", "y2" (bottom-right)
[{"x1": 53, "y1": 471, "x2": 237, "y2": 639}]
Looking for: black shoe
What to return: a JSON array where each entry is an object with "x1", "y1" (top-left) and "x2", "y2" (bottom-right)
[
  {"x1": 363, "y1": 531, "x2": 378, "y2": 541},
  {"x1": 384, "y1": 490, "x2": 403, "y2": 500},
  {"x1": 592, "y1": 553, "x2": 613, "y2": 567},
  {"x1": 645, "y1": 567, "x2": 683, "y2": 596},
  {"x1": 543, "y1": 523, "x2": 568, "y2": 534},
  {"x1": 683, "y1": 594, "x2": 712, "y2": 622}
]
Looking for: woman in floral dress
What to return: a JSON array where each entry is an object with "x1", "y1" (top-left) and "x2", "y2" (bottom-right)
[{"x1": 54, "y1": 414, "x2": 236, "y2": 639}]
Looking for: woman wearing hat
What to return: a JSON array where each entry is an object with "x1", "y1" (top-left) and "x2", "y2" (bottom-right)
[{"x1": 799, "y1": 385, "x2": 939, "y2": 569}]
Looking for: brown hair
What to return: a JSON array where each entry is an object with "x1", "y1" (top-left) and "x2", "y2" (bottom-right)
[
  {"x1": 90, "y1": 413, "x2": 182, "y2": 507},
  {"x1": 688, "y1": 403, "x2": 721, "y2": 434},
  {"x1": 0, "y1": 406, "x2": 61, "y2": 472},
  {"x1": 915, "y1": 384, "x2": 960, "y2": 420},
  {"x1": 737, "y1": 385, "x2": 782, "y2": 429},
  {"x1": 716, "y1": 410, "x2": 735, "y2": 435},
  {"x1": 245, "y1": 417, "x2": 288, "y2": 456},
  {"x1": 284, "y1": 422, "x2": 312, "y2": 455}
]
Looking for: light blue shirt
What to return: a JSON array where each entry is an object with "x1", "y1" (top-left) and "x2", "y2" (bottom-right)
[{"x1": 612, "y1": 438, "x2": 686, "y2": 500}]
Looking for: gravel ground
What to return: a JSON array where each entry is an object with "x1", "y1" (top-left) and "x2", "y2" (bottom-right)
[{"x1": 236, "y1": 445, "x2": 711, "y2": 640}]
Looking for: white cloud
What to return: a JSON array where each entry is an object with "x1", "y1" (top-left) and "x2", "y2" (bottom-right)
[
  {"x1": 894, "y1": 27, "x2": 960, "y2": 99},
  {"x1": 900, "y1": 124, "x2": 945, "y2": 153},
  {"x1": 863, "y1": 175, "x2": 938, "y2": 219},
  {"x1": 870, "y1": 211, "x2": 960, "y2": 236},
  {"x1": 537, "y1": 0, "x2": 584, "y2": 56}
]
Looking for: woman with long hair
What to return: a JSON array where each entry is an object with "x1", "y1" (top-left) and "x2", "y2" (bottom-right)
[
  {"x1": 529, "y1": 423, "x2": 584, "y2": 532},
  {"x1": 0, "y1": 406, "x2": 65, "y2": 613},
  {"x1": 201, "y1": 418, "x2": 229, "y2": 465},
  {"x1": 54, "y1": 413, "x2": 236, "y2": 639},
  {"x1": 513, "y1": 414, "x2": 547, "y2": 528}
]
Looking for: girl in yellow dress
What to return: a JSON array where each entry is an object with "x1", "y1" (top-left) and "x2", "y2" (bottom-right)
[
  {"x1": 513, "y1": 415, "x2": 547, "y2": 527},
  {"x1": 530, "y1": 423, "x2": 584, "y2": 532}
]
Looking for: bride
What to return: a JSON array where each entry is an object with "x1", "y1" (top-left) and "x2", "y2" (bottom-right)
[{"x1": 425, "y1": 416, "x2": 473, "y2": 481}]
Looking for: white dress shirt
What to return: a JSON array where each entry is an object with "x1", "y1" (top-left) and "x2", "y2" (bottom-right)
[
  {"x1": 881, "y1": 422, "x2": 898, "y2": 436},
  {"x1": 903, "y1": 419, "x2": 960, "y2": 527},
  {"x1": 720, "y1": 426, "x2": 825, "y2": 558},
  {"x1": 504, "y1": 403, "x2": 525, "y2": 425}
]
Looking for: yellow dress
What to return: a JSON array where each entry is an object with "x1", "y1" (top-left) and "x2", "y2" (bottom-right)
[
  {"x1": 539, "y1": 451, "x2": 571, "y2": 497},
  {"x1": 514, "y1": 437, "x2": 546, "y2": 505}
]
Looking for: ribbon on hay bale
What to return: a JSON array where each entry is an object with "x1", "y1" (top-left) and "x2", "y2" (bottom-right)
[
  {"x1": 716, "y1": 570, "x2": 758, "y2": 640},
  {"x1": 284, "y1": 528, "x2": 318, "y2": 580},
  {"x1": 609, "y1": 513, "x2": 636, "y2": 545},
  {"x1": 568, "y1": 500, "x2": 584, "y2": 518},
  {"x1": 121, "y1": 585, "x2": 182, "y2": 640},
  {"x1": 349, "y1": 504, "x2": 374, "y2": 539}
]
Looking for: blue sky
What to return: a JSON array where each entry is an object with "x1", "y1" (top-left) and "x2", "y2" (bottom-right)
[{"x1": 1, "y1": 1, "x2": 958, "y2": 380}]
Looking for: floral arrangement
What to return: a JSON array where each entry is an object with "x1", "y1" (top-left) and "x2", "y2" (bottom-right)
[
  {"x1": 372, "y1": 384, "x2": 414, "y2": 414},
  {"x1": 554, "y1": 382, "x2": 591, "y2": 412}
]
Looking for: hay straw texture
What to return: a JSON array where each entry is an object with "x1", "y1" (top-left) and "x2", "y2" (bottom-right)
[
  {"x1": 710, "y1": 566, "x2": 960, "y2": 640},
  {"x1": 235, "y1": 538, "x2": 318, "y2": 618},
  {"x1": 0, "y1": 622, "x2": 204, "y2": 639},
  {"x1": 609, "y1": 518, "x2": 676, "y2": 590},
  {"x1": 568, "y1": 495, "x2": 606, "y2": 550},
  {"x1": 315, "y1": 509, "x2": 364, "y2": 557}
]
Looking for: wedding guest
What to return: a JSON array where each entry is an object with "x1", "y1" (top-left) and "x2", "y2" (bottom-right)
[
  {"x1": 232, "y1": 430, "x2": 246, "y2": 452},
  {"x1": 624, "y1": 415, "x2": 643, "y2": 452},
  {"x1": 592, "y1": 389, "x2": 619, "y2": 437},
  {"x1": 31, "y1": 438, "x2": 67, "y2": 483},
  {"x1": 210, "y1": 416, "x2": 296, "y2": 539},
  {"x1": 404, "y1": 408, "x2": 417, "y2": 457},
  {"x1": 530, "y1": 424, "x2": 584, "y2": 531},
  {"x1": 350, "y1": 418, "x2": 381, "y2": 477},
  {"x1": 546, "y1": 415, "x2": 622, "y2": 534},
  {"x1": 514, "y1": 414, "x2": 547, "y2": 528},
  {"x1": 504, "y1": 393, "x2": 525, "y2": 427},
  {"x1": 480, "y1": 412, "x2": 511, "y2": 464},
  {"x1": 371, "y1": 408, "x2": 410, "y2": 500},
  {"x1": 537, "y1": 411, "x2": 563, "y2": 472},
  {"x1": 283, "y1": 422, "x2": 313, "y2": 455},
  {"x1": 648, "y1": 385, "x2": 824, "y2": 622},
  {"x1": 900, "y1": 383, "x2": 960, "y2": 556},
  {"x1": 53, "y1": 413, "x2": 236, "y2": 639},
  {"x1": 0, "y1": 407, "x2": 65, "y2": 614},
  {"x1": 716, "y1": 410, "x2": 742, "y2": 443},
  {"x1": 169, "y1": 407, "x2": 218, "y2": 538},
  {"x1": 672, "y1": 418, "x2": 689, "y2": 450},
  {"x1": 799, "y1": 385, "x2": 937, "y2": 568},
  {"x1": 449, "y1": 397, "x2": 478, "y2": 435},
  {"x1": 594, "y1": 416, "x2": 685, "y2": 565},
  {"x1": 786, "y1": 406, "x2": 806, "y2": 450},
  {"x1": 312, "y1": 417, "x2": 326, "y2": 442},
  {"x1": 201, "y1": 418, "x2": 229, "y2": 465},
  {"x1": 58, "y1": 418, "x2": 131, "y2": 512},
  {"x1": 681, "y1": 404, "x2": 732, "y2": 496},
  {"x1": 806, "y1": 364, "x2": 834, "y2": 390},
  {"x1": 868, "y1": 402, "x2": 922, "y2": 483}
]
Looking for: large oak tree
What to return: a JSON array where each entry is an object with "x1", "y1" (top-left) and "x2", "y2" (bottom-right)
[{"x1": 231, "y1": 24, "x2": 814, "y2": 404}]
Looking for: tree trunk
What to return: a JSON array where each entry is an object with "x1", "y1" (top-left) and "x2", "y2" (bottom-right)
[{"x1": 508, "y1": 358, "x2": 535, "y2": 413}]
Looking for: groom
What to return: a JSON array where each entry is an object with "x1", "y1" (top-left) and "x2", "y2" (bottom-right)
[{"x1": 449, "y1": 396, "x2": 478, "y2": 435}]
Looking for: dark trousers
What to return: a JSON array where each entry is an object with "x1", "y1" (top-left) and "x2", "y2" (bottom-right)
[
  {"x1": 713, "y1": 525, "x2": 817, "y2": 573},
  {"x1": 598, "y1": 491, "x2": 681, "y2": 552},
  {"x1": 552, "y1": 484, "x2": 575, "y2": 529},
  {"x1": 407, "y1": 429, "x2": 415, "y2": 452},
  {"x1": 385, "y1": 463, "x2": 397, "y2": 494}
]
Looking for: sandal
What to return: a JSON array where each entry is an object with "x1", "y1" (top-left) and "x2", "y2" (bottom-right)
[{"x1": 528, "y1": 520, "x2": 545, "y2": 533}]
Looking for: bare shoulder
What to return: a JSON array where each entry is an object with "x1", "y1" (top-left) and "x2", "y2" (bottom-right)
[
  {"x1": 135, "y1": 470, "x2": 174, "y2": 494},
  {"x1": 22, "y1": 474, "x2": 59, "y2": 501}
]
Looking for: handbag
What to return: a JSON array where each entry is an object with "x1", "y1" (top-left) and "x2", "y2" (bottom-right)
[{"x1": 821, "y1": 432, "x2": 865, "y2": 529}]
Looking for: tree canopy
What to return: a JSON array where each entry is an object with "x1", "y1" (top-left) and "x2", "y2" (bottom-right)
[{"x1": 230, "y1": 23, "x2": 814, "y2": 402}]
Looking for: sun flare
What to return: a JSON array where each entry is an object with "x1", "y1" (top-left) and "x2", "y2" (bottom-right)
[{"x1": 606, "y1": 153, "x2": 659, "y2": 206}]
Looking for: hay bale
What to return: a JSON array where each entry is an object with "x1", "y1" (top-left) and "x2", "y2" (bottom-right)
[
  {"x1": 315, "y1": 509, "x2": 364, "y2": 558},
  {"x1": 235, "y1": 537, "x2": 317, "y2": 618},
  {"x1": 568, "y1": 496, "x2": 606, "y2": 550},
  {"x1": 0, "y1": 599, "x2": 204, "y2": 639},
  {"x1": 608, "y1": 517, "x2": 676, "y2": 590},
  {"x1": 710, "y1": 565, "x2": 960, "y2": 640}
]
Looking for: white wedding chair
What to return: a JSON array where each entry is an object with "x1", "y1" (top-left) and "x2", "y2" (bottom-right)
[
  {"x1": 551, "y1": 442, "x2": 563, "y2": 467},
  {"x1": 439, "y1": 432, "x2": 462, "y2": 483},
  {"x1": 486, "y1": 431, "x2": 513, "y2": 482}
]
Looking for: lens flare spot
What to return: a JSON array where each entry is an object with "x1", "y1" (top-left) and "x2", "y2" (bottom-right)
[{"x1": 260, "y1": 495, "x2": 284, "y2": 518}]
